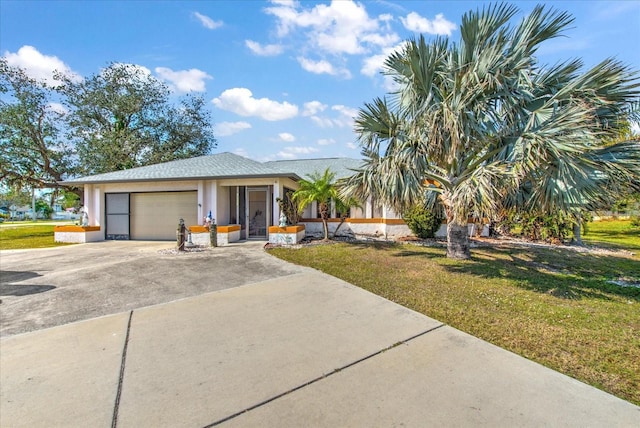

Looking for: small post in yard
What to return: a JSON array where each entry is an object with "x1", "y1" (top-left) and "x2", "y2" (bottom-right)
[
  {"x1": 177, "y1": 218, "x2": 186, "y2": 251},
  {"x1": 210, "y1": 218, "x2": 217, "y2": 247}
]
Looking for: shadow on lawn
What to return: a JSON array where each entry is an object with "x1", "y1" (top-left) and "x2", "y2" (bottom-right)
[{"x1": 390, "y1": 244, "x2": 640, "y2": 302}]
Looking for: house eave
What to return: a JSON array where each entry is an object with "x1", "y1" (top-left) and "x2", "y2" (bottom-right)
[{"x1": 59, "y1": 172, "x2": 301, "y2": 186}]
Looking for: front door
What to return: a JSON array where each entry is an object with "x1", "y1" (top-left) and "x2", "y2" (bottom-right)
[
  {"x1": 247, "y1": 187, "x2": 268, "y2": 238},
  {"x1": 105, "y1": 193, "x2": 130, "y2": 240}
]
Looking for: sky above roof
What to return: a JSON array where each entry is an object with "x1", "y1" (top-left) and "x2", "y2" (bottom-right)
[{"x1": 2, "y1": 1, "x2": 639, "y2": 162}]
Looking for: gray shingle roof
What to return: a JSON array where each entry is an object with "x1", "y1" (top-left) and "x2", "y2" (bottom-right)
[
  {"x1": 62, "y1": 153, "x2": 288, "y2": 184},
  {"x1": 61, "y1": 152, "x2": 362, "y2": 184},
  {"x1": 263, "y1": 158, "x2": 362, "y2": 180}
]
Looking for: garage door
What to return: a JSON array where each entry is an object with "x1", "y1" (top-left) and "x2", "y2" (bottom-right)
[{"x1": 130, "y1": 192, "x2": 198, "y2": 240}]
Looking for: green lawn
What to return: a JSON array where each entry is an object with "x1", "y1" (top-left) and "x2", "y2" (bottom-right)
[
  {"x1": 0, "y1": 224, "x2": 74, "y2": 250},
  {"x1": 268, "y1": 220, "x2": 640, "y2": 405},
  {"x1": 583, "y1": 218, "x2": 640, "y2": 254}
]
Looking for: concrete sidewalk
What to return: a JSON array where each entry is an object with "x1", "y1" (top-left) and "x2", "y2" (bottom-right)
[{"x1": 1, "y1": 271, "x2": 638, "y2": 427}]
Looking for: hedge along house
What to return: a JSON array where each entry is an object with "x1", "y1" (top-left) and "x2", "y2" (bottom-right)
[{"x1": 57, "y1": 152, "x2": 414, "y2": 245}]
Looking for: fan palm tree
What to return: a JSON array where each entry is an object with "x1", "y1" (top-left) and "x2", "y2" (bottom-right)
[
  {"x1": 341, "y1": 3, "x2": 640, "y2": 259},
  {"x1": 293, "y1": 168, "x2": 339, "y2": 241}
]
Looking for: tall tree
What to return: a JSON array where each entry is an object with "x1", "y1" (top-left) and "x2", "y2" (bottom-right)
[
  {"x1": 0, "y1": 58, "x2": 75, "y2": 190},
  {"x1": 293, "y1": 168, "x2": 339, "y2": 241},
  {"x1": 341, "y1": 3, "x2": 640, "y2": 259},
  {"x1": 60, "y1": 63, "x2": 216, "y2": 175}
]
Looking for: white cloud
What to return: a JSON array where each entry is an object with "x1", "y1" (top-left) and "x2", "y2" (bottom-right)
[
  {"x1": 193, "y1": 12, "x2": 223, "y2": 30},
  {"x1": 216, "y1": 121, "x2": 252, "y2": 137},
  {"x1": 3, "y1": 45, "x2": 81, "y2": 85},
  {"x1": 212, "y1": 87, "x2": 299, "y2": 121},
  {"x1": 310, "y1": 116, "x2": 336, "y2": 128},
  {"x1": 361, "y1": 53, "x2": 387, "y2": 77},
  {"x1": 317, "y1": 138, "x2": 336, "y2": 146},
  {"x1": 346, "y1": 142, "x2": 358, "y2": 149},
  {"x1": 245, "y1": 40, "x2": 284, "y2": 56},
  {"x1": 297, "y1": 57, "x2": 351, "y2": 78},
  {"x1": 155, "y1": 67, "x2": 212, "y2": 93},
  {"x1": 400, "y1": 12, "x2": 456, "y2": 35},
  {"x1": 302, "y1": 101, "x2": 327, "y2": 116},
  {"x1": 308, "y1": 104, "x2": 358, "y2": 128},
  {"x1": 265, "y1": 0, "x2": 397, "y2": 56},
  {"x1": 278, "y1": 132, "x2": 296, "y2": 142},
  {"x1": 332, "y1": 104, "x2": 358, "y2": 127},
  {"x1": 277, "y1": 146, "x2": 320, "y2": 159}
]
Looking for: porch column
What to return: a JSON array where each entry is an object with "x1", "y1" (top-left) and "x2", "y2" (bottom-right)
[
  {"x1": 273, "y1": 179, "x2": 282, "y2": 226},
  {"x1": 83, "y1": 184, "x2": 94, "y2": 225},
  {"x1": 365, "y1": 197, "x2": 373, "y2": 218},
  {"x1": 208, "y1": 180, "x2": 218, "y2": 223},
  {"x1": 93, "y1": 186, "x2": 102, "y2": 226},
  {"x1": 198, "y1": 180, "x2": 205, "y2": 225}
]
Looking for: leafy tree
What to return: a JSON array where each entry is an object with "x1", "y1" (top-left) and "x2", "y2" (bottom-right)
[
  {"x1": 333, "y1": 195, "x2": 361, "y2": 237},
  {"x1": 57, "y1": 189, "x2": 81, "y2": 211},
  {"x1": 293, "y1": 168, "x2": 339, "y2": 241},
  {"x1": 276, "y1": 189, "x2": 302, "y2": 226},
  {"x1": 0, "y1": 58, "x2": 75, "y2": 190},
  {"x1": 0, "y1": 185, "x2": 31, "y2": 209},
  {"x1": 35, "y1": 199, "x2": 53, "y2": 219},
  {"x1": 342, "y1": 3, "x2": 640, "y2": 259},
  {"x1": 59, "y1": 63, "x2": 216, "y2": 175}
]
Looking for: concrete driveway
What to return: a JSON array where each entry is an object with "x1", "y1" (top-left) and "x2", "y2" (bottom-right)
[
  {"x1": 0, "y1": 241, "x2": 305, "y2": 337},
  {"x1": 1, "y1": 241, "x2": 639, "y2": 427}
]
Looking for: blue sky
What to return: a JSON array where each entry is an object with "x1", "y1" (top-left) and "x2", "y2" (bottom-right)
[{"x1": 2, "y1": 0, "x2": 639, "y2": 162}]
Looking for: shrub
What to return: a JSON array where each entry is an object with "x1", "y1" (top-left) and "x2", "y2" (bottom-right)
[
  {"x1": 631, "y1": 216, "x2": 640, "y2": 228},
  {"x1": 402, "y1": 205, "x2": 443, "y2": 239},
  {"x1": 494, "y1": 209, "x2": 590, "y2": 243},
  {"x1": 276, "y1": 190, "x2": 301, "y2": 225}
]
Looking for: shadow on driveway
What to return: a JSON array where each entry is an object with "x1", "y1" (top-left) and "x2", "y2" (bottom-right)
[
  {"x1": 0, "y1": 241, "x2": 306, "y2": 337},
  {"x1": 0, "y1": 271, "x2": 55, "y2": 297}
]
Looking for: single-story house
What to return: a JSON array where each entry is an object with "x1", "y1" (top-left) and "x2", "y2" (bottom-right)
[{"x1": 58, "y1": 152, "x2": 414, "y2": 244}]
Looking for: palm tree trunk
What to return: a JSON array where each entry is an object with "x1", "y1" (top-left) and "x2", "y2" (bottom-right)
[
  {"x1": 320, "y1": 202, "x2": 330, "y2": 241},
  {"x1": 572, "y1": 212, "x2": 583, "y2": 246},
  {"x1": 322, "y1": 219, "x2": 329, "y2": 240},
  {"x1": 333, "y1": 214, "x2": 348, "y2": 238},
  {"x1": 447, "y1": 221, "x2": 471, "y2": 259}
]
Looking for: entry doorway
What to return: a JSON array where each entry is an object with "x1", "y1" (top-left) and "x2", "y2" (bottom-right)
[{"x1": 247, "y1": 187, "x2": 269, "y2": 239}]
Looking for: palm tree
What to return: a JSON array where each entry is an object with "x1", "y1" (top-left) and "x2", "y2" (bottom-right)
[
  {"x1": 341, "y1": 3, "x2": 640, "y2": 259},
  {"x1": 293, "y1": 168, "x2": 339, "y2": 241}
]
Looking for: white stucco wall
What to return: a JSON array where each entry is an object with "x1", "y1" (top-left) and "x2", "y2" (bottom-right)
[
  {"x1": 269, "y1": 232, "x2": 298, "y2": 245},
  {"x1": 54, "y1": 230, "x2": 103, "y2": 243}
]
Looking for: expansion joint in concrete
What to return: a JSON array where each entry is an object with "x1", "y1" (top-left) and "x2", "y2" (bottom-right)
[
  {"x1": 111, "y1": 310, "x2": 134, "y2": 428},
  {"x1": 203, "y1": 323, "x2": 445, "y2": 427}
]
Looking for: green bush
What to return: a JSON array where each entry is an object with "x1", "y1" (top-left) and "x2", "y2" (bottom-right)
[
  {"x1": 402, "y1": 205, "x2": 443, "y2": 239},
  {"x1": 631, "y1": 216, "x2": 640, "y2": 228}
]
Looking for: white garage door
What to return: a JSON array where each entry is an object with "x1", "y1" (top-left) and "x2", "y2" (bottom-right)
[{"x1": 130, "y1": 192, "x2": 198, "y2": 240}]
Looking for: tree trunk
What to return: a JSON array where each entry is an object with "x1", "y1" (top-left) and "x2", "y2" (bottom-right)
[
  {"x1": 322, "y1": 219, "x2": 329, "y2": 241},
  {"x1": 572, "y1": 213, "x2": 583, "y2": 246},
  {"x1": 333, "y1": 214, "x2": 347, "y2": 238},
  {"x1": 447, "y1": 221, "x2": 471, "y2": 259},
  {"x1": 319, "y1": 202, "x2": 330, "y2": 241}
]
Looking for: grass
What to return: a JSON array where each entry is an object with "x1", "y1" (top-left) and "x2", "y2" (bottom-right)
[
  {"x1": 0, "y1": 224, "x2": 74, "y2": 250},
  {"x1": 268, "y1": 220, "x2": 640, "y2": 405},
  {"x1": 583, "y1": 218, "x2": 640, "y2": 254}
]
